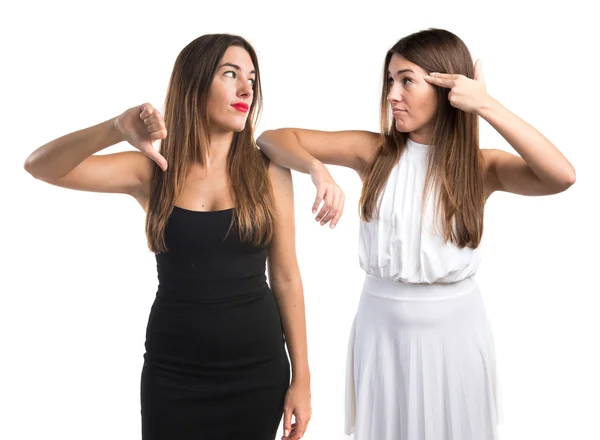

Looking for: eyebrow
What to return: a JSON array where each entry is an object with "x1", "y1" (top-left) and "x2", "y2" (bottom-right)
[
  {"x1": 388, "y1": 69, "x2": 414, "y2": 76},
  {"x1": 218, "y1": 63, "x2": 256, "y2": 75}
]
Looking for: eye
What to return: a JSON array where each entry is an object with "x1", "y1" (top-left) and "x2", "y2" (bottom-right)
[
  {"x1": 403, "y1": 77, "x2": 413, "y2": 85},
  {"x1": 249, "y1": 78, "x2": 255, "y2": 86},
  {"x1": 386, "y1": 77, "x2": 394, "y2": 86},
  {"x1": 224, "y1": 70, "x2": 236, "y2": 79}
]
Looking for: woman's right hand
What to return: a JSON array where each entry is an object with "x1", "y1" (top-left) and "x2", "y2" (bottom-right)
[
  {"x1": 309, "y1": 160, "x2": 345, "y2": 229},
  {"x1": 113, "y1": 103, "x2": 168, "y2": 171}
]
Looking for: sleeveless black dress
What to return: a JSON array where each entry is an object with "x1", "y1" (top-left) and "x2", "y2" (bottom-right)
[{"x1": 141, "y1": 206, "x2": 290, "y2": 439}]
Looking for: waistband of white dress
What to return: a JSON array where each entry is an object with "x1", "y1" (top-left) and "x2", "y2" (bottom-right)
[{"x1": 362, "y1": 274, "x2": 479, "y2": 301}]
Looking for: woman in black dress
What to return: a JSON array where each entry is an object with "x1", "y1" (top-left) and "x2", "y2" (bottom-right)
[{"x1": 24, "y1": 34, "x2": 311, "y2": 440}]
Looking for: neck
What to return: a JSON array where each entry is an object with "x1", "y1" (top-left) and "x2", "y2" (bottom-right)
[
  {"x1": 204, "y1": 129, "x2": 235, "y2": 168},
  {"x1": 409, "y1": 121, "x2": 435, "y2": 145},
  {"x1": 408, "y1": 131, "x2": 431, "y2": 145}
]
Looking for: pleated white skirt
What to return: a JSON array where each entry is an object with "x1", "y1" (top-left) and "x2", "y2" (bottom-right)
[{"x1": 345, "y1": 274, "x2": 502, "y2": 439}]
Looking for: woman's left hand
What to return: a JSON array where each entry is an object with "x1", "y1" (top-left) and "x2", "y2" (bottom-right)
[
  {"x1": 424, "y1": 59, "x2": 492, "y2": 115},
  {"x1": 282, "y1": 381, "x2": 312, "y2": 440}
]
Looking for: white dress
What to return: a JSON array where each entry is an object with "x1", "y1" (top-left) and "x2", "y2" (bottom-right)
[{"x1": 345, "y1": 138, "x2": 502, "y2": 439}]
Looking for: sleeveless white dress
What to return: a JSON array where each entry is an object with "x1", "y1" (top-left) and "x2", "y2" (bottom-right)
[{"x1": 345, "y1": 138, "x2": 502, "y2": 439}]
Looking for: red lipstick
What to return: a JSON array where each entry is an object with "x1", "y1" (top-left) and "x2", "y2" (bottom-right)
[{"x1": 232, "y1": 102, "x2": 249, "y2": 112}]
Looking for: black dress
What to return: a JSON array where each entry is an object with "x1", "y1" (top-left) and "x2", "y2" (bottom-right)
[{"x1": 141, "y1": 206, "x2": 290, "y2": 439}]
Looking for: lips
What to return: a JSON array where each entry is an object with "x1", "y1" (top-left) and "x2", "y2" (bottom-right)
[{"x1": 232, "y1": 103, "x2": 249, "y2": 112}]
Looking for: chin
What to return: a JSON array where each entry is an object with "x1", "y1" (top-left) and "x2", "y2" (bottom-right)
[
  {"x1": 231, "y1": 117, "x2": 249, "y2": 132},
  {"x1": 218, "y1": 121, "x2": 247, "y2": 133},
  {"x1": 394, "y1": 121, "x2": 410, "y2": 133}
]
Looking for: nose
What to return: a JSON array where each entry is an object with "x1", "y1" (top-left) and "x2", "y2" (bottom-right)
[
  {"x1": 387, "y1": 83, "x2": 403, "y2": 105},
  {"x1": 238, "y1": 78, "x2": 253, "y2": 99}
]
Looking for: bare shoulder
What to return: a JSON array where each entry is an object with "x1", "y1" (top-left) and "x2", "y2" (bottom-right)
[
  {"x1": 479, "y1": 148, "x2": 503, "y2": 198},
  {"x1": 267, "y1": 160, "x2": 294, "y2": 195},
  {"x1": 351, "y1": 130, "x2": 381, "y2": 169},
  {"x1": 480, "y1": 148, "x2": 504, "y2": 164}
]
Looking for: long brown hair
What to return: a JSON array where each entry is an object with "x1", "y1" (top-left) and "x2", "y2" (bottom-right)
[
  {"x1": 145, "y1": 34, "x2": 276, "y2": 253},
  {"x1": 360, "y1": 28, "x2": 485, "y2": 248}
]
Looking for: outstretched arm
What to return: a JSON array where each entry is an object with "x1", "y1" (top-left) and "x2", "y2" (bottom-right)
[{"x1": 23, "y1": 103, "x2": 168, "y2": 204}]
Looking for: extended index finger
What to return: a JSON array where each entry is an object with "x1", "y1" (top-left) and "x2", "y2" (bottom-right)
[{"x1": 424, "y1": 74, "x2": 456, "y2": 89}]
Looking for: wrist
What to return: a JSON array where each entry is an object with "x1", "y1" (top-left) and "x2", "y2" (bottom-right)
[
  {"x1": 291, "y1": 375, "x2": 311, "y2": 387},
  {"x1": 291, "y1": 365, "x2": 311, "y2": 386},
  {"x1": 477, "y1": 96, "x2": 501, "y2": 119},
  {"x1": 308, "y1": 158, "x2": 324, "y2": 176},
  {"x1": 109, "y1": 117, "x2": 126, "y2": 143}
]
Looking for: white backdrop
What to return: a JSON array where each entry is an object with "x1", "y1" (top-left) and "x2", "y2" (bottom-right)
[{"x1": 2, "y1": 1, "x2": 598, "y2": 439}]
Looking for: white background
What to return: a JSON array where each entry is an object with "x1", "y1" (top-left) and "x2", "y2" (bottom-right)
[{"x1": 2, "y1": 1, "x2": 599, "y2": 439}]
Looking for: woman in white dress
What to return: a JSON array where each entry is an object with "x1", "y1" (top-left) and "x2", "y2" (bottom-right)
[{"x1": 258, "y1": 28, "x2": 575, "y2": 440}]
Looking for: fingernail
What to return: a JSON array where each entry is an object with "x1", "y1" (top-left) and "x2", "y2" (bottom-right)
[{"x1": 284, "y1": 429, "x2": 290, "y2": 436}]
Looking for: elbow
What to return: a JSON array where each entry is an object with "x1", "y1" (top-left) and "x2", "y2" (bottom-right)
[
  {"x1": 23, "y1": 155, "x2": 38, "y2": 178},
  {"x1": 270, "y1": 275, "x2": 303, "y2": 294},
  {"x1": 550, "y1": 167, "x2": 576, "y2": 193},
  {"x1": 256, "y1": 130, "x2": 273, "y2": 148},
  {"x1": 560, "y1": 166, "x2": 576, "y2": 191},
  {"x1": 567, "y1": 166, "x2": 576, "y2": 186},
  {"x1": 23, "y1": 154, "x2": 52, "y2": 182}
]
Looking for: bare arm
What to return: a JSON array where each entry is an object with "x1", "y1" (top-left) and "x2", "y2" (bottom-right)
[
  {"x1": 479, "y1": 99, "x2": 576, "y2": 196},
  {"x1": 267, "y1": 162, "x2": 311, "y2": 439},
  {"x1": 23, "y1": 103, "x2": 168, "y2": 205},
  {"x1": 257, "y1": 128, "x2": 379, "y2": 175},
  {"x1": 257, "y1": 129, "x2": 380, "y2": 228},
  {"x1": 425, "y1": 63, "x2": 575, "y2": 198}
]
